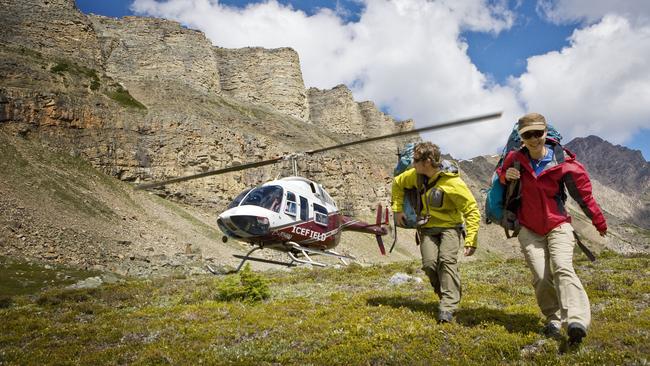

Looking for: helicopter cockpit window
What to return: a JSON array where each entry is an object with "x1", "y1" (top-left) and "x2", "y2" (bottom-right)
[
  {"x1": 240, "y1": 185, "x2": 284, "y2": 213},
  {"x1": 313, "y1": 203, "x2": 328, "y2": 226},
  {"x1": 227, "y1": 188, "x2": 252, "y2": 209}
]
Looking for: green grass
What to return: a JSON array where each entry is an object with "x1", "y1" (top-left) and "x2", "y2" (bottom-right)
[
  {"x1": 48, "y1": 59, "x2": 144, "y2": 107},
  {"x1": 0, "y1": 253, "x2": 647, "y2": 365},
  {"x1": 105, "y1": 85, "x2": 147, "y2": 110},
  {"x1": 0, "y1": 256, "x2": 100, "y2": 298},
  {"x1": 50, "y1": 60, "x2": 102, "y2": 91}
]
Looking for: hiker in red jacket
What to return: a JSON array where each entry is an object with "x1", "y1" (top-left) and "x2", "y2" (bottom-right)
[{"x1": 497, "y1": 112, "x2": 607, "y2": 346}]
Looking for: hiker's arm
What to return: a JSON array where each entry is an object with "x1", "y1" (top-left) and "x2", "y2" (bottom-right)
[
  {"x1": 449, "y1": 181, "x2": 480, "y2": 248},
  {"x1": 391, "y1": 169, "x2": 418, "y2": 213},
  {"x1": 563, "y1": 164, "x2": 608, "y2": 235}
]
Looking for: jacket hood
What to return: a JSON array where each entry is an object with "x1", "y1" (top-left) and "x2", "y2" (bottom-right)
[{"x1": 439, "y1": 159, "x2": 459, "y2": 177}]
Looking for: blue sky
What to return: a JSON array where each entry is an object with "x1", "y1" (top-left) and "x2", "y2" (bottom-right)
[{"x1": 75, "y1": 0, "x2": 649, "y2": 160}]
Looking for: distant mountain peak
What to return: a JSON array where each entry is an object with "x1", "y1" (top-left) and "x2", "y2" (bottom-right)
[{"x1": 565, "y1": 135, "x2": 650, "y2": 194}]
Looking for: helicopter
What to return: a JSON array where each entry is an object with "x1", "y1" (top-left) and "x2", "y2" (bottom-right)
[{"x1": 136, "y1": 112, "x2": 502, "y2": 272}]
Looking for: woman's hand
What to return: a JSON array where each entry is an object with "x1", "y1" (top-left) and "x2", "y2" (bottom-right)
[{"x1": 505, "y1": 167, "x2": 520, "y2": 181}]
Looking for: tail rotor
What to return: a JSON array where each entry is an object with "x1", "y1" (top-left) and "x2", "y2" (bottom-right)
[{"x1": 375, "y1": 204, "x2": 389, "y2": 255}]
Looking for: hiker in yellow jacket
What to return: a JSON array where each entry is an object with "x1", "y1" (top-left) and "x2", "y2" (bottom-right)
[{"x1": 392, "y1": 142, "x2": 480, "y2": 323}]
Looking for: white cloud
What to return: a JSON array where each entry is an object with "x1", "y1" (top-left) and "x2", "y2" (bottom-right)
[
  {"x1": 131, "y1": 0, "x2": 518, "y2": 159},
  {"x1": 537, "y1": 0, "x2": 650, "y2": 25},
  {"x1": 516, "y1": 15, "x2": 650, "y2": 144}
]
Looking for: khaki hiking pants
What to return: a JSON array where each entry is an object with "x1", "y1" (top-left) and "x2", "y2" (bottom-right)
[
  {"x1": 419, "y1": 227, "x2": 462, "y2": 313},
  {"x1": 518, "y1": 223, "x2": 591, "y2": 329}
]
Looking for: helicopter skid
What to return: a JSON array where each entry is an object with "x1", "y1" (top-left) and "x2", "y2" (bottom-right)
[
  {"x1": 215, "y1": 242, "x2": 357, "y2": 273},
  {"x1": 233, "y1": 254, "x2": 298, "y2": 268},
  {"x1": 288, "y1": 243, "x2": 355, "y2": 266}
]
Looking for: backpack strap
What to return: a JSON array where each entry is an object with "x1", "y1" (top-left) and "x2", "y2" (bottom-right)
[
  {"x1": 413, "y1": 173, "x2": 444, "y2": 244},
  {"x1": 417, "y1": 174, "x2": 443, "y2": 223},
  {"x1": 426, "y1": 175, "x2": 443, "y2": 191},
  {"x1": 389, "y1": 217, "x2": 398, "y2": 253},
  {"x1": 573, "y1": 230, "x2": 596, "y2": 262},
  {"x1": 502, "y1": 160, "x2": 522, "y2": 238}
]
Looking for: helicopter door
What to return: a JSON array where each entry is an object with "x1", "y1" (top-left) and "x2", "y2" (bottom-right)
[{"x1": 299, "y1": 196, "x2": 308, "y2": 221}]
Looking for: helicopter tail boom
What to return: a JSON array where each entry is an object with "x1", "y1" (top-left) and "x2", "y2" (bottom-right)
[{"x1": 340, "y1": 204, "x2": 389, "y2": 255}]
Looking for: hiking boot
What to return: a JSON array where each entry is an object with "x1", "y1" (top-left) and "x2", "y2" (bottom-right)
[
  {"x1": 542, "y1": 322, "x2": 561, "y2": 339},
  {"x1": 568, "y1": 323, "x2": 587, "y2": 346},
  {"x1": 438, "y1": 311, "x2": 453, "y2": 323}
]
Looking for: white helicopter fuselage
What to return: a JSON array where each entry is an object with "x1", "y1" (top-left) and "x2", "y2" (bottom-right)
[{"x1": 217, "y1": 176, "x2": 346, "y2": 250}]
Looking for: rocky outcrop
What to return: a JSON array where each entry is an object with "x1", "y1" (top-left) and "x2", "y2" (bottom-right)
[
  {"x1": 90, "y1": 15, "x2": 222, "y2": 104},
  {"x1": 215, "y1": 47, "x2": 309, "y2": 121},
  {"x1": 359, "y1": 101, "x2": 399, "y2": 136},
  {"x1": 308, "y1": 85, "x2": 365, "y2": 135},
  {"x1": 0, "y1": 0, "x2": 103, "y2": 69}
]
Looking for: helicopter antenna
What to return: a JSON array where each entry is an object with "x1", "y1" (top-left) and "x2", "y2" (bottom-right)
[{"x1": 136, "y1": 111, "x2": 502, "y2": 190}]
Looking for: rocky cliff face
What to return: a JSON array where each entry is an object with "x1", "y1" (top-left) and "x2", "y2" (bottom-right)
[
  {"x1": 0, "y1": 0, "x2": 102, "y2": 69},
  {"x1": 215, "y1": 47, "x2": 309, "y2": 121},
  {"x1": 308, "y1": 85, "x2": 365, "y2": 135},
  {"x1": 90, "y1": 16, "x2": 222, "y2": 102}
]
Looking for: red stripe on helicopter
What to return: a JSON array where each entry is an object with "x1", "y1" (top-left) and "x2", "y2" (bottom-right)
[{"x1": 271, "y1": 213, "x2": 348, "y2": 247}]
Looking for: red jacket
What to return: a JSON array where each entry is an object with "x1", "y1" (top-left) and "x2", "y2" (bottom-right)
[{"x1": 497, "y1": 141, "x2": 607, "y2": 236}]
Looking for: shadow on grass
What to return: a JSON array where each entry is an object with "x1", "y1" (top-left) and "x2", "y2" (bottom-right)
[
  {"x1": 367, "y1": 296, "x2": 439, "y2": 318},
  {"x1": 367, "y1": 295, "x2": 541, "y2": 334},
  {"x1": 455, "y1": 307, "x2": 541, "y2": 334}
]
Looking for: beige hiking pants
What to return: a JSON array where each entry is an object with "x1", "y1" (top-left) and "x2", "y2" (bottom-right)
[
  {"x1": 419, "y1": 227, "x2": 462, "y2": 313},
  {"x1": 518, "y1": 223, "x2": 591, "y2": 329}
]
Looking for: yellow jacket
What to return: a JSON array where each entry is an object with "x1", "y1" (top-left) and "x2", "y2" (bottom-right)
[{"x1": 391, "y1": 166, "x2": 480, "y2": 247}]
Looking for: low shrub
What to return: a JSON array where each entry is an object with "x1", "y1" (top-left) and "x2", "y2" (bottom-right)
[{"x1": 216, "y1": 264, "x2": 270, "y2": 302}]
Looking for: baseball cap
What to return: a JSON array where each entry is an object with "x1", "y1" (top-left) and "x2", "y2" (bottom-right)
[{"x1": 518, "y1": 113, "x2": 547, "y2": 135}]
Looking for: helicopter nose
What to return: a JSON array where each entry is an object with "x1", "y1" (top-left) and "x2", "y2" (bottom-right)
[
  {"x1": 228, "y1": 215, "x2": 270, "y2": 236},
  {"x1": 217, "y1": 218, "x2": 241, "y2": 239}
]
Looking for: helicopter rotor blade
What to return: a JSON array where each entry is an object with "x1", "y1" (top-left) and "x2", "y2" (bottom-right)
[
  {"x1": 305, "y1": 111, "x2": 502, "y2": 155},
  {"x1": 135, "y1": 157, "x2": 284, "y2": 190},
  {"x1": 135, "y1": 111, "x2": 502, "y2": 190}
]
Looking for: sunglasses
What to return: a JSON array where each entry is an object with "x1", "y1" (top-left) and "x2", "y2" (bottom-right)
[{"x1": 521, "y1": 130, "x2": 545, "y2": 139}]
